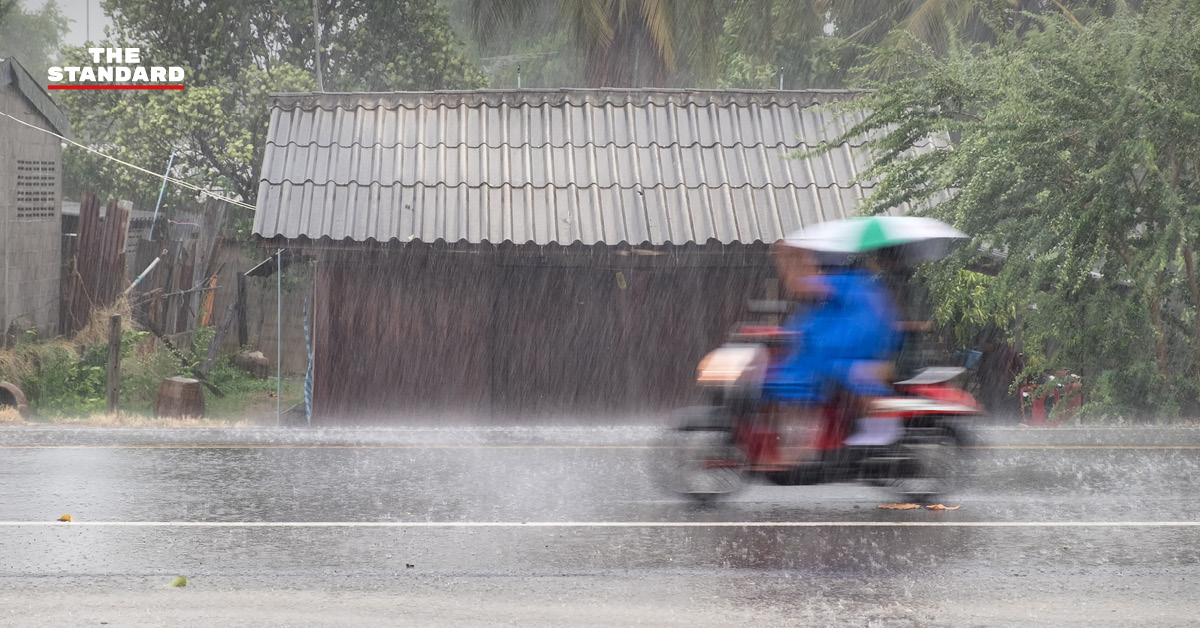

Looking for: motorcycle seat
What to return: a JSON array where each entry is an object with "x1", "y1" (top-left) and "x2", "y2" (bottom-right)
[{"x1": 894, "y1": 366, "x2": 967, "y2": 386}]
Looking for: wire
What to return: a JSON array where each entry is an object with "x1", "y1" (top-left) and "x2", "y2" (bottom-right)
[{"x1": 0, "y1": 111, "x2": 257, "y2": 212}]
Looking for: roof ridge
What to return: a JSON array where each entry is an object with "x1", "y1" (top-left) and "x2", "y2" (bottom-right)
[
  {"x1": 261, "y1": 138, "x2": 899, "y2": 150},
  {"x1": 256, "y1": 180, "x2": 881, "y2": 192},
  {"x1": 269, "y1": 90, "x2": 865, "y2": 111},
  {"x1": 254, "y1": 235, "x2": 781, "y2": 247}
]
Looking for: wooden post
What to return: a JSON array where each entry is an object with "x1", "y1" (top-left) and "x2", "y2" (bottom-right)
[
  {"x1": 107, "y1": 314, "x2": 121, "y2": 415},
  {"x1": 236, "y1": 272, "x2": 248, "y2": 347}
]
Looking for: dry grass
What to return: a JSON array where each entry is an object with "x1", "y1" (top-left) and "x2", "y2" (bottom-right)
[
  {"x1": 35, "y1": 412, "x2": 255, "y2": 428},
  {"x1": 69, "y1": 297, "x2": 138, "y2": 349},
  {"x1": 0, "y1": 298, "x2": 137, "y2": 385},
  {"x1": 0, "y1": 343, "x2": 41, "y2": 384},
  {"x1": 0, "y1": 407, "x2": 26, "y2": 425}
]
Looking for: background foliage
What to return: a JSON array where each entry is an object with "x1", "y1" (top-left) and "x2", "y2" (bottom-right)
[
  {"x1": 55, "y1": 0, "x2": 484, "y2": 220},
  {"x1": 831, "y1": 0, "x2": 1200, "y2": 417}
]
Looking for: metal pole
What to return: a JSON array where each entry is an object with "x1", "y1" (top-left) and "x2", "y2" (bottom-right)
[
  {"x1": 276, "y1": 248, "x2": 283, "y2": 426},
  {"x1": 123, "y1": 254, "x2": 163, "y2": 297},
  {"x1": 150, "y1": 147, "x2": 177, "y2": 240},
  {"x1": 312, "y1": 0, "x2": 324, "y2": 91}
]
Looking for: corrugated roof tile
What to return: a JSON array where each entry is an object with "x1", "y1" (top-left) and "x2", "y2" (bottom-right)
[{"x1": 254, "y1": 89, "x2": 940, "y2": 245}]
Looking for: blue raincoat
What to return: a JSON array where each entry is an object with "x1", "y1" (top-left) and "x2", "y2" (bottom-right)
[{"x1": 763, "y1": 269, "x2": 901, "y2": 403}]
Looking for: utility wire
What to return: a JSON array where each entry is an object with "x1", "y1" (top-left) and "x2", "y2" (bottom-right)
[{"x1": 0, "y1": 111, "x2": 257, "y2": 212}]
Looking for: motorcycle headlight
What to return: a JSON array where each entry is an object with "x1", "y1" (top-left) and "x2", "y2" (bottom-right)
[{"x1": 696, "y1": 344, "x2": 769, "y2": 387}]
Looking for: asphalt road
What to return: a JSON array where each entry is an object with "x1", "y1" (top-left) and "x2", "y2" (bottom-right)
[{"x1": 1, "y1": 423, "x2": 1198, "y2": 627}]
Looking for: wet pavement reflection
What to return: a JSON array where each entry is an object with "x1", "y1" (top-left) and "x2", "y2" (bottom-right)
[{"x1": 1, "y1": 425, "x2": 1198, "y2": 626}]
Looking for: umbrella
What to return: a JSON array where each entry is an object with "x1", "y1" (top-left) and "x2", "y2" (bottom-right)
[{"x1": 782, "y1": 216, "x2": 968, "y2": 264}]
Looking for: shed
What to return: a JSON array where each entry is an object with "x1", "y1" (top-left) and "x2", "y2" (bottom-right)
[
  {"x1": 253, "y1": 89, "x2": 939, "y2": 423},
  {"x1": 0, "y1": 57, "x2": 71, "y2": 340}
]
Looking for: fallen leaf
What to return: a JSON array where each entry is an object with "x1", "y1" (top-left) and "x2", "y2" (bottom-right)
[
  {"x1": 926, "y1": 504, "x2": 962, "y2": 511},
  {"x1": 876, "y1": 503, "x2": 921, "y2": 510},
  {"x1": 167, "y1": 576, "x2": 187, "y2": 588},
  {"x1": 57, "y1": 514, "x2": 72, "y2": 522}
]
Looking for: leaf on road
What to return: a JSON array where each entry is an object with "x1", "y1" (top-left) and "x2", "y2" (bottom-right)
[
  {"x1": 876, "y1": 503, "x2": 921, "y2": 510},
  {"x1": 167, "y1": 576, "x2": 188, "y2": 588},
  {"x1": 57, "y1": 514, "x2": 72, "y2": 522},
  {"x1": 926, "y1": 504, "x2": 962, "y2": 510}
]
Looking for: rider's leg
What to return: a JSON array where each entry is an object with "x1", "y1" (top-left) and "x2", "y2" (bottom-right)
[{"x1": 838, "y1": 360, "x2": 901, "y2": 446}]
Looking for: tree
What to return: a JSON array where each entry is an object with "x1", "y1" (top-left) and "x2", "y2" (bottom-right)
[
  {"x1": 824, "y1": 0, "x2": 1200, "y2": 417},
  {"x1": 720, "y1": 0, "x2": 1139, "y2": 89},
  {"x1": 57, "y1": 0, "x2": 485, "y2": 223},
  {"x1": 0, "y1": 0, "x2": 68, "y2": 82},
  {"x1": 469, "y1": 0, "x2": 723, "y2": 87},
  {"x1": 440, "y1": 0, "x2": 580, "y2": 88}
]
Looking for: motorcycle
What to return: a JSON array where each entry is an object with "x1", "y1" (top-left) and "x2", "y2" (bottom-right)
[
  {"x1": 653, "y1": 216, "x2": 983, "y2": 504},
  {"x1": 653, "y1": 318, "x2": 981, "y2": 503}
]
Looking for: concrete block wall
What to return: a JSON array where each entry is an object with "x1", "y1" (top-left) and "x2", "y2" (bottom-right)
[{"x1": 1, "y1": 86, "x2": 62, "y2": 338}]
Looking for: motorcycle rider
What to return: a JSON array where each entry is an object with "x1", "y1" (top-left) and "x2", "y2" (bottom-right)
[{"x1": 760, "y1": 243, "x2": 903, "y2": 458}]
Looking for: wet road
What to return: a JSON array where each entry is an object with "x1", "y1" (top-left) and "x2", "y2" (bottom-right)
[{"x1": 1, "y1": 424, "x2": 1198, "y2": 627}]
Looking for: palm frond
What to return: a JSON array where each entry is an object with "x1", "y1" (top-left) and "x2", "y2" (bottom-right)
[
  {"x1": 470, "y1": 0, "x2": 547, "y2": 45},
  {"x1": 638, "y1": 0, "x2": 677, "y2": 69}
]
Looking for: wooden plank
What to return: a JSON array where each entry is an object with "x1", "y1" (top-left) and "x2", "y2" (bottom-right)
[
  {"x1": 96, "y1": 200, "x2": 119, "y2": 305},
  {"x1": 68, "y1": 193, "x2": 102, "y2": 333},
  {"x1": 175, "y1": 240, "x2": 197, "y2": 332},
  {"x1": 160, "y1": 240, "x2": 180, "y2": 334}
]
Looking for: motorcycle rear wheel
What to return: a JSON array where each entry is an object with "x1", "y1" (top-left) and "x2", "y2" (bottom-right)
[{"x1": 651, "y1": 426, "x2": 747, "y2": 502}]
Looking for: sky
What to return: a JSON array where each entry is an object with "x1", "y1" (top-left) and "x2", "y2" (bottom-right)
[{"x1": 28, "y1": 0, "x2": 110, "y2": 46}]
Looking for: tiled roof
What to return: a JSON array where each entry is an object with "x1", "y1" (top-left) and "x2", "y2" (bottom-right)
[{"x1": 253, "y1": 89, "x2": 942, "y2": 245}]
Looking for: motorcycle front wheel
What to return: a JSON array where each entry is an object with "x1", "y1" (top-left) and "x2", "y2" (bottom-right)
[
  {"x1": 650, "y1": 422, "x2": 747, "y2": 502},
  {"x1": 884, "y1": 424, "x2": 970, "y2": 504}
]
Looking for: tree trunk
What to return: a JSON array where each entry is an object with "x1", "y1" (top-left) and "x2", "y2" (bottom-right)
[
  {"x1": 1150, "y1": 272, "x2": 1168, "y2": 378},
  {"x1": 1183, "y1": 243, "x2": 1200, "y2": 383}
]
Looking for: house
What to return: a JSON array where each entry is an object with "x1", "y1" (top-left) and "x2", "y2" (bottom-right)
[
  {"x1": 253, "y1": 89, "x2": 938, "y2": 423},
  {"x1": 0, "y1": 57, "x2": 71, "y2": 341}
]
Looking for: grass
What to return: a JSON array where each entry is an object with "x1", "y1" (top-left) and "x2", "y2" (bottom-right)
[
  {"x1": 0, "y1": 297, "x2": 307, "y2": 427},
  {"x1": 13, "y1": 378, "x2": 307, "y2": 427}
]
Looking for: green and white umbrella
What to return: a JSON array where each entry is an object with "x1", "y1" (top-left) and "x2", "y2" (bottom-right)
[{"x1": 782, "y1": 216, "x2": 968, "y2": 264}]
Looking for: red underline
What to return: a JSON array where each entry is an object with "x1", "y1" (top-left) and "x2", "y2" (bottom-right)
[{"x1": 47, "y1": 84, "x2": 187, "y2": 90}]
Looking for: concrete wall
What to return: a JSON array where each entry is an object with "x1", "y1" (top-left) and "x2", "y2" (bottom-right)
[{"x1": 0, "y1": 86, "x2": 62, "y2": 338}]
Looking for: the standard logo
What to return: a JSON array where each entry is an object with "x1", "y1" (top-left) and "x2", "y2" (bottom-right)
[{"x1": 47, "y1": 48, "x2": 185, "y2": 91}]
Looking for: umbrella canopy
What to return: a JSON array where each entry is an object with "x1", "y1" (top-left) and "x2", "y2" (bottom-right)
[{"x1": 782, "y1": 216, "x2": 968, "y2": 264}]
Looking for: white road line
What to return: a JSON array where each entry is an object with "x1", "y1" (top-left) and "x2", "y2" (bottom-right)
[
  {"x1": 2, "y1": 444, "x2": 1199, "y2": 450},
  {"x1": 2, "y1": 521, "x2": 1199, "y2": 528}
]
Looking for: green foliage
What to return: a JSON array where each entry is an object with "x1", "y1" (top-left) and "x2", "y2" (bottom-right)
[
  {"x1": 4, "y1": 325, "x2": 281, "y2": 419},
  {"x1": 465, "y1": 0, "x2": 726, "y2": 87},
  {"x1": 57, "y1": 0, "x2": 484, "y2": 225},
  {"x1": 442, "y1": 0, "x2": 580, "y2": 87},
  {"x1": 17, "y1": 330, "x2": 146, "y2": 416},
  {"x1": 824, "y1": 0, "x2": 1200, "y2": 418},
  {"x1": 117, "y1": 327, "x2": 272, "y2": 416},
  {"x1": 0, "y1": 0, "x2": 68, "y2": 82},
  {"x1": 920, "y1": 267, "x2": 1014, "y2": 348}
]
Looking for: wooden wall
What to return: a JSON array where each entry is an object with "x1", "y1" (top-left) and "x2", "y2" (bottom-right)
[{"x1": 313, "y1": 244, "x2": 770, "y2": 423}]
